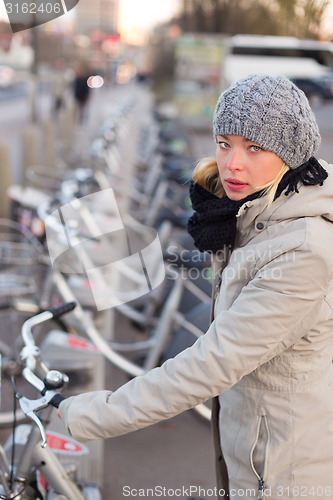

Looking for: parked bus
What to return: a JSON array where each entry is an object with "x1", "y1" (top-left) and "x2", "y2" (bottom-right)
[
  {"x1": 223, "y1": 35, "x2": 333, "y2": 104},
  {"x1": 230, "y1": 34, "x2": 333, "y2": 67}
]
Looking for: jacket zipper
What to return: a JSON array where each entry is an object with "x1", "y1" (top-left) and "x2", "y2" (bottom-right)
[
  {"x1": 216, "y1": 275, "x2": 223, "y2": 292},
  {"x1": 250, "y1": 410, "x2": 271, "y2": 500},
  {"x1": 212, "y1": 274, "x2": 223, "y2": 315}
]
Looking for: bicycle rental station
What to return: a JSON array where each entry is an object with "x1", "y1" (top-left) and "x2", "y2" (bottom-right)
[{"x1": 0, "y1": 82, "x2": 217, "y2": 499}]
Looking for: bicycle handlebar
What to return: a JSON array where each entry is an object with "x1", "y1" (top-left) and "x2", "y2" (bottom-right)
[
  {"x1": 17, "y1": 303, "x2": 75, "y2": 446},
  {"x1": 21, "y1": 302, "x2": 76, "y2": 371},
  {"x1": 50, "y1": 393, "x2": 65, "y2": 408},
  {"x1": 49, "y1": 301, "x2": 76, "y2": 319}
]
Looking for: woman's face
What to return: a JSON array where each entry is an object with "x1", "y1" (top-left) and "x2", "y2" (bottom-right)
[{"x1": 216, "y1": 134, "x2": 284, "y2": 201}]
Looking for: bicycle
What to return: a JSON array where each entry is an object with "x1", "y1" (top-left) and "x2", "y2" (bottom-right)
[
  {"x1": 34, "y1": 135, "x2": 213, "y2": 421},
  {"x1": 6, "y1": 102, "x2": 214, "y2": 424},
  {"x1": 0, "y1": 219, "x2": 65, "y2": 429},
  {"x1": 0, "y1": 302, "x2": 102, "y2": 499},
  {"x1": 0, "y1": 218, "x2": 111, "y2": 430},
  {"x1": 36, "y1": 194, "x2": 214, "y2": 422}
]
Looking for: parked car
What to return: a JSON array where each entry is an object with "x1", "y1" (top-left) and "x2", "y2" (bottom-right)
[
  {"x1": 313, "y1": 72, "x2": 333, "y2": 94},
  {"x1": 291, "y1": 76, "x2": 333, "y2": 106}
]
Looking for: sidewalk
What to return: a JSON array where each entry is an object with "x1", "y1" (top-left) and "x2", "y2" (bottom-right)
[{"x1": 103, "y1": 339, "x2": 217, "y2": 500}]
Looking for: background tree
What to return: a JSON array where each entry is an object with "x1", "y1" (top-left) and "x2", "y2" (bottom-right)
[
  {"x1": 149, "y1": 0, "x2": 332, "y2": 98},
  {"x1": 177, "y1": 0, "x2": 331, "y2": 38},
  {"x1": 299, "y1": 0, "x2": 330, "y2": 38}
]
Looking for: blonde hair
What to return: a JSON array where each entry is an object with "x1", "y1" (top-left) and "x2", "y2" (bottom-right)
[{"x1": 192, "y1": 157, "x2": 290, "y2": 209}]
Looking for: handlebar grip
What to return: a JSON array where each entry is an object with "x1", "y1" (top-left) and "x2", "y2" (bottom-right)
[
  {"x1": 50, "y1": 393, "x2": 65, "y2": 408},
  {"x1": 50, "y1": 302, "x2": 76, "y2": 319}
]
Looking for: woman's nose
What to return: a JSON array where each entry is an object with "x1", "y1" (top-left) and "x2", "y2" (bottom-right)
[{"x1": 226, "y1": 148, "x2": 245, "y2": 171}]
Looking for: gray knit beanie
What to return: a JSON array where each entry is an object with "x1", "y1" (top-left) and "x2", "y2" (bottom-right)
[{"x1": 213, "y1": 73, "x2": 321, "y2": 169}]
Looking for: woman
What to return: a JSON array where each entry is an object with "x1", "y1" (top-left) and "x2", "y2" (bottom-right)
[{"x1": 59, "y1": 74, "x2": 333, "y2": 499}]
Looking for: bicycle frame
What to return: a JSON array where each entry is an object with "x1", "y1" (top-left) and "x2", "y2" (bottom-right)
[
  {"x1": 1, "y1": 407, "x2": 85, "y2": 499},
  {"x1": 0, "y1": 305, "x2": 102, "y2": 500}
]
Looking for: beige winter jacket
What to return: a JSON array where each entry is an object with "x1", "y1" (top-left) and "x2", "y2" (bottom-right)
[{"x1": 59, "y1": 160, "x2": 333, "y2": 500}]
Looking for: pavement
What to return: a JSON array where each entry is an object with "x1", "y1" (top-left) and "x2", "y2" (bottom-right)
[{"x1": 103, "y1": 337, "x2": 217, "y2": 500}]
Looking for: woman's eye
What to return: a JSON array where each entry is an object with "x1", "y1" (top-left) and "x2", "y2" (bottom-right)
[
  {"x1": 250, "y1": 145, "x2": 262, "y2": 152},
  {"x1": 218, "y1": 142, "x2": 229, "y2": 149}
]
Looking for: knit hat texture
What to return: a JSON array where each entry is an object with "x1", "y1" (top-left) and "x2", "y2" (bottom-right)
[{"x1": 213, "y1": 73, "x2": 321, "y2": 169}]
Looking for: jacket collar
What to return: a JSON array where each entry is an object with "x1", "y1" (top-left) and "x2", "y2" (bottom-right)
[
  {"x1": 235, "y1": 159, "x2": 333, "y2": 245},
  {"x1": 235, "y1": 194, "x2": 287, "y2": 238}
]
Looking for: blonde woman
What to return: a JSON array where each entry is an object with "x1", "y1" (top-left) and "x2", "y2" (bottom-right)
[{"x1": 59, "y1": 74, "x2": 333, "y2": 500}]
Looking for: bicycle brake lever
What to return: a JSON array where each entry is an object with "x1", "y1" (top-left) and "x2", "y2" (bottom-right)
[
  {"x1": 22, "y1": 406, "x2": 48, "y2": 448},
  {"x1": 16, "y1": 391, "x2": 58, "y2": 448}
]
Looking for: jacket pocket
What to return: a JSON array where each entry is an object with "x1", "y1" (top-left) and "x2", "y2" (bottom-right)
[{"x1": 250, "y1": 408, "x2": 271, "y2": 500}]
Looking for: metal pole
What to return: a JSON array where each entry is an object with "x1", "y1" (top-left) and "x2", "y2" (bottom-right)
[{"x1": 30, "y1": 20, "x2": 38, "y2": 122}]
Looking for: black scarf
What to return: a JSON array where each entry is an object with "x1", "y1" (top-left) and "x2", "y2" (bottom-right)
[{"x1": 187, "y1": 157, "x2": 328, "y2": 253}]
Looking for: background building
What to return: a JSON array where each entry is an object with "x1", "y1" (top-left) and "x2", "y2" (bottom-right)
[{"x1": 75, "y1": 0, "x2": 118, "y2": 35}]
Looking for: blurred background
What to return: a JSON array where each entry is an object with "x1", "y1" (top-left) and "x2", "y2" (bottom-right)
[
  {"x1": 0, "y1": 0, "x2": 332, "y2": 124},
  {"x1": 0, "y1": 0, "x2": 333, "y2": 241}
]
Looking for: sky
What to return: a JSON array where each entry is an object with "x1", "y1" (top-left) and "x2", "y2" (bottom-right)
[{"x1": 118, "y1": 0, "x2": 180, "y2": 41}]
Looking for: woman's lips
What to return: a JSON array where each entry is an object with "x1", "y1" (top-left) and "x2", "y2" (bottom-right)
[{"x1": 225, "y1": 179, "x2": 248, "y2": 191}]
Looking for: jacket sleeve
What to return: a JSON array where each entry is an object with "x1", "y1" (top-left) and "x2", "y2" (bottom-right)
[{"x1": 59, "y1": 238, "x2": 332, "y2": 442}]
